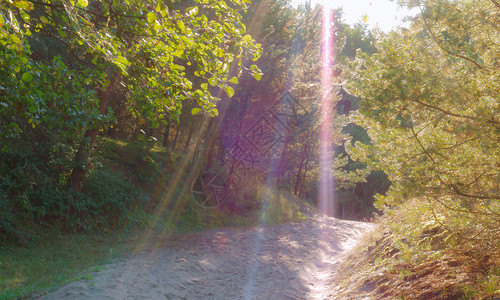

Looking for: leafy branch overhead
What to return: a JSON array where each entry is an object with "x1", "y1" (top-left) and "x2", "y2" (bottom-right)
[{"x1": 1, "y1": 0, "x2": 262, "y2": 123}]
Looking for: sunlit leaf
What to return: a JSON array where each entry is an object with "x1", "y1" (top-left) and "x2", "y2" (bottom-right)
[
  {"x1": 57, "y1": 27, "x2": 67, "y2": 38},
  {"x1": 208, "y1": 108, "x2": 218, "y2": 116},
  {"x1": 177, "y1": 21, "x2": 185, "y2": 32},
  {"x1": 12, "y1": 1, "x2": 34, "y2": 10},
  {"x1": 9, "y1": 34, "x2": 22, "y2": 45},
  {"x1": 21, "y1": 72, "x2": 32, "y2": 82},
  {"x1": 114, "y1": 55, "x2": 130, "y2": 66},
  {"x1": 77, "y1": 0, "x2": 88, "y2": 8},
  {"x1": 225, "y1": 86, "x2": 234, "y2": 98},
  {"x1": 147, "y1": 12, "x2": 156, "y2": 23},
  {"x1": 243, "y1": 34, "x2": 252, "y2": 42},
  {"x1": 252, "y1": 72, "x2": 262, "y2": 81},
  {"x1": 191, "y1": 107, "x2": 202, "y2": 115}
]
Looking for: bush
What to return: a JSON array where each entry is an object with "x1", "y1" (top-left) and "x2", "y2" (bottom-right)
[
  {"x1": 0, "y1": 150, "x2": 141, "y2": 243},
  {"x1": 82, "y1": 166, "x2": 140, "y2": 228}
]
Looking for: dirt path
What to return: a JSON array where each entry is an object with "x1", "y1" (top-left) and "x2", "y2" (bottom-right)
[{"x1": 40, "y1": 215, "x2": 372, "y2": 299}]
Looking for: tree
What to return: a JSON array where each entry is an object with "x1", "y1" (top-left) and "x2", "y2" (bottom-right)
[
  {"x1": 6, "y1": 0, "x2": 262, "y2": 191},
  {"x1": 347, "y1": 0, "x2": 499, "y2": 235},
  {"x1": 0, "y1": 0, "x2": 262, "y2": 240}
]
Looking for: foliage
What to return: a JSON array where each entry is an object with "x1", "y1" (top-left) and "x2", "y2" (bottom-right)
[
  {"x1": 270, "y1": 5, "x2": 372, "y2": 205},
  {"x1": 0, "y1": 53, "x2": 106, "y2": 242},
  {"x1": 256, "y1": 185, "x2": 309, "y2": 225},
  {"x1": 347, "y1": 0, "x2": 499, "y2": 236},
  {"x1": 0, "y1": 0, "x2": 263, "y2": 243},
  {"x1": 81, "y1": 166, "x2": 140, "y2": 228},
  {"x1": 338, "y1": 21, "x2": 376, "y2": 59},
  {"x1": 23, "y1": 0, "x2": 262, "y2": 120},
  {"x1": 334, "y1": 200, "x2": 500, "y2": 299}
]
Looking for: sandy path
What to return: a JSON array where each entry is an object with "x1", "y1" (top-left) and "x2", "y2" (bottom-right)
[{"x1": 40, "y1": 215, "x2": 372, "y2": 299}]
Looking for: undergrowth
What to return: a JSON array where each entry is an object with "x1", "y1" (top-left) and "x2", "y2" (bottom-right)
[
  {"x1": 0, "y1": 138, "x2": 312, "y2": 299},
  {"x1": 333, "y1": 199, "x2": 500, "y2": 299}
]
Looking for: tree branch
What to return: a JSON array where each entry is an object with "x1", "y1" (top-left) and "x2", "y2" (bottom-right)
[
  {"x1": 489, "y1": 0, "x2": 500, "y2": 10},
  {"x1": 412, "y1": 99, "x2": 478, "y2": 122},
  {"x1": 418, "y1": 4, "x2": 486, "y2": 70},
  {"x1": 410, "y1": 125, "x2": 436, "y2": 163}
]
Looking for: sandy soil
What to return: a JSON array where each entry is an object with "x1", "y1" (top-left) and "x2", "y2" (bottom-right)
[{"x1": 40, "y1": 215, "x2": 372, "y2": 300}]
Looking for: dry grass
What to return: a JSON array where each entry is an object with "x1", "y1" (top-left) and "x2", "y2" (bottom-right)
[{"x1": 333, "y1": 199, "x2": 500, "y2": 299}]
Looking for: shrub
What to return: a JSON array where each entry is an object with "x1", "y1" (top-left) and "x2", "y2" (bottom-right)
[{"x1": 82, "y1": 166, "x2": 140, "y2": 228}]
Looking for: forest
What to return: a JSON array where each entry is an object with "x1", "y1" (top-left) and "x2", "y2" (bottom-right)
[{"x1": 0, "y1": 0, "x2": 498, "y2": 299}]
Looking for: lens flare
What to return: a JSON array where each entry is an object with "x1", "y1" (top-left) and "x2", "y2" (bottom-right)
[{"x1": 319, "y1": 6, "x2": 336, "y2": 216}]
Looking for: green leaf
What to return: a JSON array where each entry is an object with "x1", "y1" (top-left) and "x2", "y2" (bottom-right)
[
  {"x1": 173, "y1": 49, "x2": 184, "y2": 58},
  {"x1": 147, "y1": 12, "x2": 156, "y2": 23},
  {"x1": 114, "y1": 55, "x2": 130, "y2": 66},
  {"x1": 9, "y1": 34, "x2": 22, "y2": 45},
  {"x1": 177, "y1": 21, "x2": 186, "y2": 32},
  {"x1": 250, "y1": 64, "x2": 263, "y2": 81},
  {"x1": 243, "y1": 34, "x2": 252, "y2": 43},
  {"x1": 12, "y1": 1, "x2": 34, "y2": 10},
  {"x1": 208, "y1": 76, "x2": 217, "y2": 86},
  {"x1": 191, "y1": 108, "x2": 202, "y2": 115},
  {"x1": 223, "y1": 22, "x2": 232, "y2": 33},
  {"x1": 57, "y1": 27, "x2": 67, "y2": 38},
  {"x1": 21, "y1": 72, "x2": 32, "y2": 82},
  {"x1": 208, "y1": 108, "x2": 219, "y2": 116},
  {"x1": 20, "y1": 10, "x2": 30, "y2": 22},
  {"x1": 77, "y1": 0, "x2": 88, "y2": 8},
  {"x1": 193, "y1": 90, "x2": 203, "y2": 98},
  {"x1": 228, "y1": 77, "x2": 239, "y2": 84},
  {"x1": 225, "y1": 86, "x2": 234, "y2": 98},
  {"x1": 0, "y1": 14, "x2": 4, "y2": 26}
]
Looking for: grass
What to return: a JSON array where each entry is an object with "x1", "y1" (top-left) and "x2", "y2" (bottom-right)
[
  {"x1": 0, "y1": 138, "x2": 314, "y2": 299},
  {"x1": 0, "y1": 137, "x2": 174, "y2": 299},
  {"x1": 332, "y1": 199, "x2": 500, "y2": 300},
  {"x1": 255, "y1": 185, "x2": 310, "y2": 225},
  {"x1": 0, "y1": 186, "x2": 312, "y2": 299},
  {"x1": 0, "y1": 231, "x2": 133, "y2": 299}
]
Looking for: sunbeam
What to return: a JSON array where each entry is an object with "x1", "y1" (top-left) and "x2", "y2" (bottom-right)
[{"x1": 319, "y1": 6, "x2": 336, "y2": 216}]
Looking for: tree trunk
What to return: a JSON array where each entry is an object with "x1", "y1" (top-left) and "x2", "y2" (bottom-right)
[
  {"x1": 70, "y1": 129, "x2": 99, "y2": 193},
  {"x1": 276, "y1": 131, "x2": 292, "y2": 187},
  {"x1": 171, "y1": 123, "x2": 181, "y2": 150},
  {"x1": 70, "y1": 74, "x2": 114, "y2": 193},
  {"x1": 294, "y1": 143, "x2": 309, "y2": 196},
  {"x1": 183, "y1": 126, "x2": 194, "y2": 152},
  {"x1": 298, "y1": 155, "x2": 311, "y2": 199},
  {"x1": 163, "y1": 122, "x2": 171, "y2": 147}
]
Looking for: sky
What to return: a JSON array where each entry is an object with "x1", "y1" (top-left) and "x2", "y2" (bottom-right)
[{"x1": 290, "y1": 0, "x2": 418, "y2": 32}]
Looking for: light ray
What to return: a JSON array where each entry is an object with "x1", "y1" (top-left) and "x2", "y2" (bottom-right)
[{"x1": 319, "y1": 6, "x2": 336, "y2": 216}]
